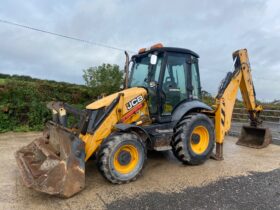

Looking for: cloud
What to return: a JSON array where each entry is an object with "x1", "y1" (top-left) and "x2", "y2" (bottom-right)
[{"x1": 0, "y1": 0, "x2": 279, "y2": 100}]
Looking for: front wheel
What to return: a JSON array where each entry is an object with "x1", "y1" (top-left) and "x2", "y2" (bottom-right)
[
  {"x1": 98, "y1": 132, "x2": 146, "y2": 184},
  {"x1": 171, "y1": 113, "x2": 215, "y2": 165}
]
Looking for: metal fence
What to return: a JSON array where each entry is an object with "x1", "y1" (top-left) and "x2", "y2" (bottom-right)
[{"x1": 229, "y1": 108, "x2": 280, "y2": 142}]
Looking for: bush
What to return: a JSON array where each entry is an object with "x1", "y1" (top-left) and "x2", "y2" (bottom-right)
[
  {"x1": 83, "y1": 64, "x2": 123, "y2": 95},
  {"x1": 0, "y1": 78, "x2": 93, "y2": 132}
]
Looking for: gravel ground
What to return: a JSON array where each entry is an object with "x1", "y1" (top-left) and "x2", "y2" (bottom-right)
[
  {"x1": 108, "y1": 169, "x2": 280, "y2": 210},
  {"x1": 1, "y1": 132, "x2": 280, "y2": 210}
]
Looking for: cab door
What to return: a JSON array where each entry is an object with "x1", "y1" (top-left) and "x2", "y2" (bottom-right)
[{"x1": 159, "y1": 52, "x2": 190, "y2": 116}]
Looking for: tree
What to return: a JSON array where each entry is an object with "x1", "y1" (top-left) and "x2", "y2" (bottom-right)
[
  {"x1": 83, "y1": 64, "x2": 123, "y2": 95},
  {"x1": 201, "y1": 90, "x2": 215, "y2": 106}
]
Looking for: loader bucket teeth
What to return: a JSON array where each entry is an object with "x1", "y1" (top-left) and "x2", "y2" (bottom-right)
[
  {"x1": 236, "y1": 126, "x2": 272, "y2": 149},
  {"x1": 15, "y1": 122, "x2": 85, "y2": 198}
]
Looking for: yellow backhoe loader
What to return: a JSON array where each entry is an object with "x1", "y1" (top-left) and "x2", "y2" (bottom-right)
[{"x1": 15, "y1": 44, "x2": 272, "y2": 198}]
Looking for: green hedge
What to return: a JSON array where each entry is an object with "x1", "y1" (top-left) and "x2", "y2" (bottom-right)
[
  {"x1": 0, "y1": 77, "x2": 94, "y2": 132},
  {"x1": 0, "y1": 74, "x2": 279, "y2": 132}
]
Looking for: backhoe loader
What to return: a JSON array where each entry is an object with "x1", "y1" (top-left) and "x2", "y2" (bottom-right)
[{"x1": 15, "y1": 44, "x2": 272, "y2": 197}]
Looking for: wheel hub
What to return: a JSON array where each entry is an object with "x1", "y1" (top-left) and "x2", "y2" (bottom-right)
[
  {"x1": 117, "y1": 150, "x2": 132, "y2": 165},
  {"x1": 191, "y1": 134, "x2": 200, "y2": 144},
  {"x1": 190, "y1": 126, "x2": 210, "y2": 155}
]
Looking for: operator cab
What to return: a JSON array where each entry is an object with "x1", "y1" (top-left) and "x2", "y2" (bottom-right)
[{"x1": 128, "y1": 43, "x2": 202, "y2": 122}]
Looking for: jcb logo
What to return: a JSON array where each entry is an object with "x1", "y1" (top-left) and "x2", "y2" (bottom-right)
[{"x1": 126, "y1": 95, "x2": 144, "y2": 110}]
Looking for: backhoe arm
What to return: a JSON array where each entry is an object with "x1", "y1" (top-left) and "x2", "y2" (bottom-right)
[
  {"x1": 213, "y1": 49, "x2": 263, "y2": 160},
  {"x1": 233, "y1": 49, "x2": 263, "y2": 126}
]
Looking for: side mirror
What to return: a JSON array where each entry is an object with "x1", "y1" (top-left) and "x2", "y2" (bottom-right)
[{"x1": 150, "y1": 54, "x2": 158, "y2": 65}]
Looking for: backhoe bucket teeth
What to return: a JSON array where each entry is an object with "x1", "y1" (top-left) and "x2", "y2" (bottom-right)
[
  {"x1": 15, "y1": 122, "x2": 85, "y2": 198},
  {"x1": 236, "y1": 126, "x2": 272, "y2": 148}
]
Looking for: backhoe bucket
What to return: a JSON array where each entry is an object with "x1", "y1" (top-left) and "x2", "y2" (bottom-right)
[
  {"x1": 236, "y1": 126, "x2": 272, "y2": 148},
  {"x1": 15, "y1": 122, "x2": 85, "y2": 198}
]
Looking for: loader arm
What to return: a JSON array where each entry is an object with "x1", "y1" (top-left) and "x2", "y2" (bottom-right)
[{"x1": 213, "y1": 49, "x2": 266, "y2": 160}]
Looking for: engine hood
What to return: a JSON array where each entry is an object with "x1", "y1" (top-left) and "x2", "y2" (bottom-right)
[{"x1": 86, "y1": 87, "x2": 147, "y2": 110}]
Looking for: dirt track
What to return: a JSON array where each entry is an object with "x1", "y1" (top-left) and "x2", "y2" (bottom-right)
[{"x1": 0, "y1": 132, "x2": 280, "y2": 210}]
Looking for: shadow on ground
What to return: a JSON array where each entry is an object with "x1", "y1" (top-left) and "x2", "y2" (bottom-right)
[{"x1": 108, "y1": 169, "x2": 280, "y2": 210}]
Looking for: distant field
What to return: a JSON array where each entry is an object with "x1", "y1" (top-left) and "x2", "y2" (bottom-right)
[{"x1": 0, "y1": 78, "x2": 6, "y2": 84}]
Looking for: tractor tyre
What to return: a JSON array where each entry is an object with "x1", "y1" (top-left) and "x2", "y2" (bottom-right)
[
  {"x1": 98, "y1": 132, "x2": 146, "y2": 184},
  {"x1": 171, "y1": 113, "x2": 215, "y2": 165}
]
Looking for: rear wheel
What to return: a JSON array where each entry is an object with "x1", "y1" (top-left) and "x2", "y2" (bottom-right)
[
  {"x1": 98, "y1": 132, "x2": 146, "y2": 184},
  {"x1": 171, "y1": 113, "x2": 215, "y2": 165}
]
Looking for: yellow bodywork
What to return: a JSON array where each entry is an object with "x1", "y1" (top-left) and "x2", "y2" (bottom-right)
[
  {"x1": 80, "y1": 87, "x2": 151, "y2": 161},
  {"x1": 213, "y1": 49, "x2": 263, "y2": 144}
]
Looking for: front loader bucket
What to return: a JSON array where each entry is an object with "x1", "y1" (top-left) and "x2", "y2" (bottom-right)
[
  {"x1": 236, "y1": 126, "x2": 272, "y2": 149},
  {"x1": 15, "y1": 122, "x2": 85, "y2": 198}
]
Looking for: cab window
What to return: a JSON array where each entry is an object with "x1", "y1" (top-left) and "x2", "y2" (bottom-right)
[
  {"x1": 191, "y1": 59, "x2": 201, "y2": 99},
  {"x1": 129, "y1": 56, "x2": 150, "y2": 87},
  {"x1": 148, "y1": 54, "x2": 163, "y2": 115},
  {"x1": 162, "y1": 54, "x2": 187, "y2": 115}
]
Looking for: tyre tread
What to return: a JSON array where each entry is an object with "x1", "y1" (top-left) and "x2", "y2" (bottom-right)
[{"x1": 98, "y1": 132, "x2": 146, "y2": 184}]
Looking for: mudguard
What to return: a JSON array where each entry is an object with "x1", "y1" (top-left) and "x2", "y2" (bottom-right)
[
  {"x1": 114, "y1": 123, "x2": 151, "y2": 142},
  {"x1": 171, "y1": 100, "x2": 212, "y2": 122}
]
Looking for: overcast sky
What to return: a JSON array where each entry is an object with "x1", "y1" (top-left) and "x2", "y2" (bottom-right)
[{"x1": 0, "y1": 0, "x2": 279, "y2": 101}]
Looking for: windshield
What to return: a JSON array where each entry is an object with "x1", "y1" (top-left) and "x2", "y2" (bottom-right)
[
  {"x1": 129, "y1": 55, "x2": 150, "y2": 87},
  {"x1": 129, "y1": 54, "x2": 163, "y2": 88}
]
